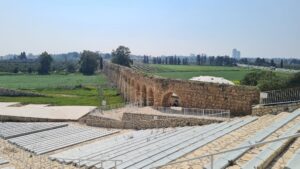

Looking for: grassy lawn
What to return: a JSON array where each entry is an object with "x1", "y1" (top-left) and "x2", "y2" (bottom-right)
[
  {"x1": 148, "y1": 64, "x2": 255, "y2": 81},
  {"x1": 0, "y1": 73, "x2": 106, "y2": 89},
  {"x1": 0, "y1": 73, "x2": 123, "y2": 106}
]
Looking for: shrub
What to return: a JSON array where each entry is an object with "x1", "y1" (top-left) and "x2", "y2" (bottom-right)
[{"x1": 241, "y1": 71, "x2": 288, "y2": 91}]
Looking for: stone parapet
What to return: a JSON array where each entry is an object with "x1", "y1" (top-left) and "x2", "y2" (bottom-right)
[
  {"x1": 252, "y1": 102, "x2": 300, "y2": 116},
  {"x1": 85, "y1": 112, "x2": 223, "y2": 129}
]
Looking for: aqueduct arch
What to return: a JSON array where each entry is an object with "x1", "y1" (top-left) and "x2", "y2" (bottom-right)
[
  {"x1": 141, "y1": 85, "x2": 147, "y2": 106},
  {"x1": 162, "y1": 92, "x2": 181, "y2": 107},
  {"x1": 147, "y1": 88, "x2": 154, "y2": 106},
  {"x1": 130, "y1": 79, "x2": 135, "y2": 101},
  {"x1": 103, "y1": 62, "x2": 260, "y2": 116},
  {"x1": 135, "y1": 84, "x2": 141, "y2": 103}
]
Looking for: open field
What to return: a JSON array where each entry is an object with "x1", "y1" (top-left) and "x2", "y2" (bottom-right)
[
  {"x1": 133, "y1": 64, "x2": 292, "y2": 82},
  {"x1": 133, "y1": 64, "x2": 254, "y2": 82},
  {"x1": 0, "y1": 73, "x2": 123, "y2": 106},
  {"x1": 0, "y1": 73, "x2": 105, "y2": 89}
]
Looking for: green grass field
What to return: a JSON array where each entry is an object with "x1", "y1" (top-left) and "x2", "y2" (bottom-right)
[
  {"x1": 0, "y1": 73, "x2": 123, "y2": 106},
  {"x1": 147, "y1": 64, "x2": 255, "y2": 82},
  {"x1": 0, "y1": 74, "x2": 106, "y2": 89}
]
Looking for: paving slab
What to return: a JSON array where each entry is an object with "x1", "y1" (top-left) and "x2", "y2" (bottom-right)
[{"x1": 0, "y1": 102, "x2": 96, "y2": 121}]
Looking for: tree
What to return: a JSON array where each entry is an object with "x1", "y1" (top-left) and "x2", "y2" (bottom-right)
[
  {"x1": 111, "y1": 46, "x2": 131, "y2": 67},
  {"x1": 287, "y1": 72, "x2": 300, "y2": 88},
  {"x1": 240, "y1": 58, "x2": 248, "y2": 64},
  {"x1": 38, "y1": 52, "x2": 53, "y2": 75},
  {"x1": 18, "y1": 52, "x2": 27, "y2": 60},
  {"x1": 13, "y1": 67, "x2": 19, "y2": 73},
  {"x1": 99, "y1": 56, "x2": 103, "y2": 70},
  {"x1": 196, "y1": 55, "x2": 200, "y2": 65},
  {"x1": 270, "y1": 59, "x2": 276, "y2": 67},
  {"x1": 27, "y1": 67, "x2": 33, "y2": 74},
  {"x1": 67, "y1": 63, "x2": 76, "y2": 73},
  {"x1": 280, "y1": 59, "x2": 284, "y2": 68},
  {"x1": 79, "y1": 50, "x2": 99, "y2": 75}
]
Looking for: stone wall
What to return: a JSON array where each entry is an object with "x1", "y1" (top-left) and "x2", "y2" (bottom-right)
[
  {"x1": 252, "y1": 102, "x2": 300, "y2": 116},
  {"x1": 103, "y1": 62, "x2": 260, "y2": 116},
  {"x1": 0, "y1": 87, "x2": 43, "y2": 97},
  {"x1": 84, "y1": 112, "x2": 222, "y2": 129}
]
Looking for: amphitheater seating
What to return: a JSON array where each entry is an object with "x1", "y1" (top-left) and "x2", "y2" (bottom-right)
[
  {"x1": 205, "y1": 109, "x2": 300, "y2": 169},
  {"x1": 0, "y1": 122, "x2": 67, "y2": 139},
  {"x1": 49, "y1": 117, "x2": 257, "y2": 169},
  {"x1": 8, "y1": 126, "x2": 119, "y2": 155},
  {"x1": 50, "y1": 127, "x2": 191, "y2": 163},
  {"x1": 242, "y1": 122, "x2": 300, "y2": 169},
  {"x1": 285, "y1": 148, "x2": 300, "y2": 169}
]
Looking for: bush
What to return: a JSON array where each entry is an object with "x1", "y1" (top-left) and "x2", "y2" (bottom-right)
[
  {"x1": 287, "y1": 72, "x2": 300, "y2": 88},
  {"x1": 241, "y1": 71, "x2": 288, "y2": 91},
  {"x1": 67, "y1": 64, "x2": 76, "y2": 73},
  {"x1": 13, "y1": 67, "x2": 19, "y2": 74}
]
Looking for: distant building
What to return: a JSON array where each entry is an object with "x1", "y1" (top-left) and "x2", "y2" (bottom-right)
[{"x1": 232, "y1": 49, "x2": 241, "y2": 60}]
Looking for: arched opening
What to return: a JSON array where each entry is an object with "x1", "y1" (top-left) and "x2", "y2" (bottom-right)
[
  {"x1": 123, "y1": 76, "x2": 128, "y2": 101},
  {"x1": 141, "y1": 85, "x2": 147, "y2": 106},
  {"x1": 162, "y1": 92, "x2": 181, "y2": 107},
  {"x1": 130, "y1": 79, "x2": 135, "y2": 102},
  {"x1": 147, "y1": 88, "x2": 154, "y2": 106},
  {"x1": 135, "y1": 84, "x2": 141, "y2": 104}
]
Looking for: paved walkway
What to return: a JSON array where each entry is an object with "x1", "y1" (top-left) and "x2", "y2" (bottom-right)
[{"x1": 0, "y1": 102, "x2": 96, "y2": 121}]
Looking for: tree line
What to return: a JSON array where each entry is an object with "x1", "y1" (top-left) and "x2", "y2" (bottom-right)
[
  {"x1": 0, "y1": 51, "x2": 103, "y2": 75},
  {"x1": 239, "y1": 57, "x2": 300, "y2": 69},
  {"x1": 143, "y1": 55, "x2": 237, "y2": 66},
  {"x1": 0, "y1": 45, "x2": 132, "y2": 75}
]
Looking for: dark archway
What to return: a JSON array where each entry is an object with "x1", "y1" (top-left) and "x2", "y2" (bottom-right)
[
  {"x1": 135, "y1": 84, "x2": 141, "y2": 104},
  {"x1": 147, "y1": 88, "x2": 154, "y2": 106},
  {"x1": 130, "y1": 79, "x2": 135, "y2": 102},
  {"x1": 141, "y1": 85, "x2": 147, "y2": 106},
  {"x1": 162, "y1": 92, "x2": 181, "y2": 107}
]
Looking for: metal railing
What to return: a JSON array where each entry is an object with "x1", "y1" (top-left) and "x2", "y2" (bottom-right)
[
  {"x1": 151, "y1": 133, "x2": 300, "y2": 169},
  {"x1": 96, "y1": 102, "x2": 231, "y2": 121},
  {"x1": 152, "y1": 106, "x2": 231, "y2": 119},
  {"x1": 261, "y1": 87, "x2": 300, "y2": 105}
]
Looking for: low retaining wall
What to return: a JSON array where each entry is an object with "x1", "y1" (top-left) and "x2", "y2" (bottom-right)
[
  {"x1": 85, "y1": 112, "x2": 223, "y2": 129},
  {"x1": 252, "y1": 102, "x2": 300, "y2": 116}
]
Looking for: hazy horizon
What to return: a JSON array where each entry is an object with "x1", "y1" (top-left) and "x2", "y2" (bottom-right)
[{"x1": 0, "y1": 0, "x2": 299, "y2": 58}]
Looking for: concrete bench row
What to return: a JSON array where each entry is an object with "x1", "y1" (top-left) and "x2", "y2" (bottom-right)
[
  {"x1": 285, "y1": 147, "x2": 300, "y2": 169},
  {"x1": 0, "y1": 122, "x2": 67, "y2": 139},
  {"x1": 242, "y1": 121, "x2": 300, "y2": 169},
  {"x1": 50, "y1": 117, "x2": 257, "y2": 169},
  {"x1": 205, "y1": 109, "x2": 300, "y2": 169},
  {"x1": 8, "y1": 126, "x2": 119, "y2": 155}
]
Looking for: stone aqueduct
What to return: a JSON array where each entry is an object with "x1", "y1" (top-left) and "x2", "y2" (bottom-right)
[{"x1": 103, "y1": 62, "x2": 260, "y2": 116}]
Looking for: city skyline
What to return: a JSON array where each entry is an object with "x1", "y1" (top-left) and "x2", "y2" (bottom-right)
[{"x1": 0, "y1": 0, "x2": 299, "y2": 58}]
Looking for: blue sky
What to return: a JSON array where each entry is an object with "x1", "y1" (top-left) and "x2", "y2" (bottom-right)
[{"x1": 0, "y1": 0, "x2": 299, "y2": 57}]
